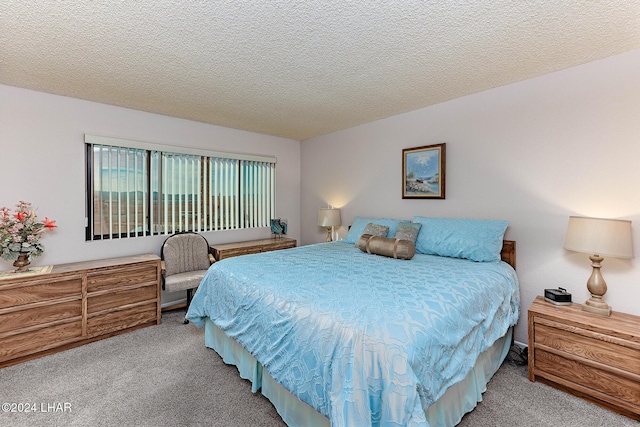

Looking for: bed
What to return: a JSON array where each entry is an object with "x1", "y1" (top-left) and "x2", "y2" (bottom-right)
[{"x1": 186, "y1": 217, "x2": 520, "y2": 427}]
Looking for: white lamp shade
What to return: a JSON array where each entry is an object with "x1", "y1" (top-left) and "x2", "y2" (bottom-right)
[
  {"x1": 563, "y1": 216, "x2": 633, "y2": 259},
  {"x1": 318, "y1": 208, "x2": 341, "y2": 227}
]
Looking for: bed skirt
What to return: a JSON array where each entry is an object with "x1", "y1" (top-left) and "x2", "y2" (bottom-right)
[{"x1": 204, "y1": 318, "x2": 512, "y2": 427}]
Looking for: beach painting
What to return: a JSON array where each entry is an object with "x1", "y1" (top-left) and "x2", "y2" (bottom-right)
[{"x1": 402, "y1": 143, "x2": 446, "y2": 199}]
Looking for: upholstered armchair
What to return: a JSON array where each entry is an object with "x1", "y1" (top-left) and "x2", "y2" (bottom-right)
[{"x1": 161, "y1": 232, "x2": 215, "y2": 323}]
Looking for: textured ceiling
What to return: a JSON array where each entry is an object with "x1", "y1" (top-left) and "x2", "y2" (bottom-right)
[{"x1": 1, "y1": 1, "x2": 640, "y2": 141}]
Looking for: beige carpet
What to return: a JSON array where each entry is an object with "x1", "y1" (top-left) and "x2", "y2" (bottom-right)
[{"x1": 0, "y1": 310, "x2": 636, "y2": 426}]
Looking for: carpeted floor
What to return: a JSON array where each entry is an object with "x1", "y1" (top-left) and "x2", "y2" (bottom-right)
[{"x1": 1, "y1": 310, "x2": 636, "y2": 427}]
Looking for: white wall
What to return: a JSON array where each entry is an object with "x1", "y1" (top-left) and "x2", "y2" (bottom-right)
[
  {"x1": 0, "y1": 85, "x2": 301, "y2": 306},
  {"x1": 301, "y1": 48, "x2": 640, "y2": 344}
]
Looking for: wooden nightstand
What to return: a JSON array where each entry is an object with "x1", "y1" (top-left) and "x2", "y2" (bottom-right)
[
  {"x1": 210, "y1": 237, "x2": 297, "y2": 261},
  {"x1": 528, "y1": 295, "x2": 640, "y2": 420}
]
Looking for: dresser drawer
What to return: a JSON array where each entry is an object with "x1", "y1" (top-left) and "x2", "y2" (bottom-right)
[
  {"x1": 535, "y1": 349, "x2": 640, "y2": 410},
  {"x1": 0, "y1": 320, "x2": 83, "y2": 362},
  {"x1": 87, "y1": 302, "x2": 158, "y2": 337},
  {"x1": 212, "y1": 237, "x2": 297, "y2": 260},
  {"x1": 534, "y1": 321, "x2": 640, "y2": 376},
  {"x1": 87, "y1": 284, "x2": 157, "y2": 314},
  {"x1": 223, "y1": 247, "x2": 259, "y2": 258},
  {"x1": 87, "y1": 265, "x2": 157, "y2": 293},
  {"x1": 0, "y1": 299, "x2": 82, "y2": 334},
  {"x1": 0, "y1": 276, "x2": 82, "y2": 309}
]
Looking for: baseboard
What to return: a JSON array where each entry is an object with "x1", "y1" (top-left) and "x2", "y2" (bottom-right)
[
  {"x1": 513, "y1": 340, "x2": 527, "y2": 350},
  {"x1": 506, "y1": 339, "x2": 529, "y2": 366},
  {"x1": 161, "y1": 296, "x2": 187, "y2": 308},
  {"x1": 161, "y1": 302, "x2": 187, "y2": 312}
]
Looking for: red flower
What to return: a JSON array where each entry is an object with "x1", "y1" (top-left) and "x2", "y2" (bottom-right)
[
  {"x1": 15, "y1": 211, "x2": 26, "y2": 221},
  {"x1": 43, "y1": 217, "x2": 57, "y2": 230}
]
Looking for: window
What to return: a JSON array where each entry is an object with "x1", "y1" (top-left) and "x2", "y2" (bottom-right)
[{"x1": 85, "y1": 135, "x2": 276, "y2": 240}]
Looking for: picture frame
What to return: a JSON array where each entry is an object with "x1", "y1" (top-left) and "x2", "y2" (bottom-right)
[
  {"x1": 402, "y1": 143, "x2": 446, "y2": 199},
  {"x1": 270, "y1": 218, "x2": 288, "y2": 237}
]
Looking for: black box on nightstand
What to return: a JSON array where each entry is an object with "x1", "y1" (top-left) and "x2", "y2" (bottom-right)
[{"x1": 544, "y1": 288, "x2": 572, "y2": 306}]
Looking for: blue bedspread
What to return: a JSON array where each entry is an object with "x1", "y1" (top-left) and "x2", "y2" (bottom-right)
[{"x1": 186, "y1": 241, "x2": 519, "y2": 427}]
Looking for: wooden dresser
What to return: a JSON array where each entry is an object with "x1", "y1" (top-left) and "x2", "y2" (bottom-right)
[
  {"x1": 211, "y1": 237, "x2": 297, "y2": 261},
  {"x1": 528, "y1": 295, "x2": 640, "y2": 420},
  {"x1": 0, "y1": 254, "x2": 161, "y2": 368}
]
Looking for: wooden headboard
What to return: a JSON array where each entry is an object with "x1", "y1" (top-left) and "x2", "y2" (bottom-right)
[{"x1": 501, "y1": 240, "x2": 516, "y2": 270}]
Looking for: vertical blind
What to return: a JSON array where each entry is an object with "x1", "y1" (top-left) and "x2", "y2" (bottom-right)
[{"x1": 85, "y1": 135, "x2": 276, "y2": 240}]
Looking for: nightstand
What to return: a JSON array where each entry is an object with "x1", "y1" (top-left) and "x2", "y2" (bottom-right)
[
  {"x1": 210, "y1": 237, "x2": 297, "y2": 261},
  {"x1": 528, "y1": 295, "x2": 640, "y2": 420}
]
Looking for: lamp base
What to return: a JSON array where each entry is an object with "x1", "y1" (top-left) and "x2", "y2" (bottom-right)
[
  {"x1": 581, "y1": 254, "x2": 611, "y2": 316},
  {"x1": 582, "y1": 297, "x2": 612, "y2": 316},
  {"x1": 325, "y1": 227, "x2": 333, "y2": 242}
]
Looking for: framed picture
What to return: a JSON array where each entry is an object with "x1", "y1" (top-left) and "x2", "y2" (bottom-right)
[
  {"x1": 270, "y1": 218, "x2": 288, "y2": 237},
  {"x1": 402, "y1": 143, "x2": 446, "y2": 199}
]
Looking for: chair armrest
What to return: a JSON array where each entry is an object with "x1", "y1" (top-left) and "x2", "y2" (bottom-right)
[{"x1": 208, "y1": 254, "x2": 215, "y2": 264}]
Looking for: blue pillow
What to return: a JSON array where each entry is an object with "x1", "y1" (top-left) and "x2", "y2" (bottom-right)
[
  {"x1": 344, "y1": 217, "x2": 409, "y2": 244},
  {"x1": 413, "y1": 217, "x2": 509, "y2": 262}
]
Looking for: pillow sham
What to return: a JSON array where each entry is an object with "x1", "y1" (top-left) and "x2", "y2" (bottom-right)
[
  {"x1": 344, "y1": 216, "x2": 409, "y2": 244},
  {"x1": 394, "y1": 222, "x2": 422, "y2": 243},
  {"x1": 413, "y1": 216, "x2": 508, "y2": 262},
  {"x1": 356, "y1": 234, "x2": 416, "y2": 260},
  {"x1": 362, "y1": 223, "x2": 389, "y2": 237}
]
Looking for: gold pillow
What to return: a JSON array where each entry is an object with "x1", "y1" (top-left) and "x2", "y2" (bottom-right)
[{"x1": 356, "y1": 234, "x2": 416, "y2": 260}]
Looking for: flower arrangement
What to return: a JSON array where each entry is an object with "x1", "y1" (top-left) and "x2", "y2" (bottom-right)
[{"x1": 0, "y1": 201, "x2": 57, "y2": 262}]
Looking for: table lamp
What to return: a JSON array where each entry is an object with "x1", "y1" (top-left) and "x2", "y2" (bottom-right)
[
  {"x1": 318, "y1": 208, "x2": 341, "y2": 242},
  {"x1": 563, "y1": 216, "x2": 633, "y2": 316}
]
